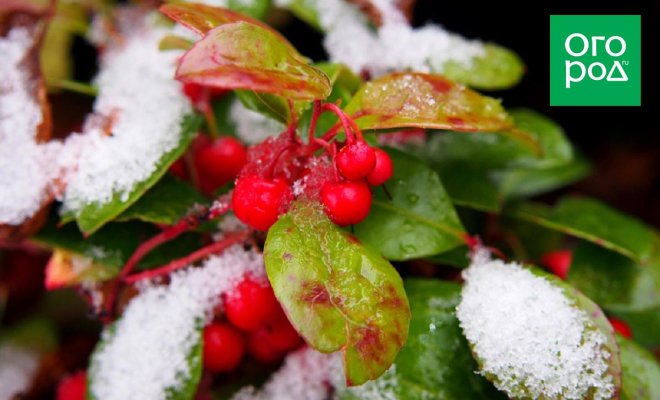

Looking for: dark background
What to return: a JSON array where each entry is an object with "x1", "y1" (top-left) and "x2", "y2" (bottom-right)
[{"x1": 281, "y1": 0, "x2": 660, "y2": 226}]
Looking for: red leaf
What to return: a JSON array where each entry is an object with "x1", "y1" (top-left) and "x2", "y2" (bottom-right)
[
  {"x1": 176, "y1": 21, "x2": 331, "y2": 100},
  {"x1": 160, "y1": 3, "x2": 286, "y2": 40}
]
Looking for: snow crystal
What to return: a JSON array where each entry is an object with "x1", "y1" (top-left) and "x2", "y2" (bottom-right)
[
  {"x1": 0, "y1": 345, "x2": 39, "y2": 399},
  {"x1": 455, "y1": 251, "x2": 615, "y2": 400},
  {"x1": 62, "y1": 21, "x2": 191, "y2": 213},
  {"x1": 229, "y1": 99, "x2": 284, "y2": 144},
  {"x1": 278, "y1": 0, "x2": 485, "y2": 77},
  {"x1": 231, "y1": 347, "x2": 343, "y2": 400},
  {"x1": 0, "y1": 28, "x2": 50, "y2": 225},
  {"x1": 89, "y1": 246, "x2": 265, "y2": 400}
]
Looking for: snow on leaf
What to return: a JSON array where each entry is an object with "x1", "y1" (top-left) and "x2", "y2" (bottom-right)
[
  {"x1": 264, "y1": 200, "x2": 410, "y2": 386},
  {"x1": 88, "y1": 246, "x2": 266, "y2": 400},
  {"x1": 0, "y1": 25, "x2": 53, "y2": 235},
  {"x1": 456, "y1": 249, "x2": 621, "y2": 400},
  {"x1": 343, "y1": 73, "x2": 512, "y2": 132},
  {"x1": 61, "y1": 19, "x2": 201, "y2": 234},
  {"x1": 176, "y1": 21, "x2": 331, "y2": 100}
]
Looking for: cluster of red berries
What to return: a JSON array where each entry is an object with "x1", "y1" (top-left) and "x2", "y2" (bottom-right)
[
  {"x1": 202, "y1": 276, "x2": 303, "y2": 373},
  {"x1": 321, "y1": 141, "x2": 392, "y2": 226},
  {"x1": 231, "y1": 137, "x2": 393, "y2": 231}
]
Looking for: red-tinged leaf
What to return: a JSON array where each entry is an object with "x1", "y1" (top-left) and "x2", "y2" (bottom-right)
[
  {"x1": 176, "y1": 21, "x2": 331, "y2": 100},
  {"x1": 160, "y1": 3, "x2": 284, "y2": 39},
  {"x1": 343, "y1": 72, "x2": 513, "y2": 132},
  {"x1": 45, "y1": 249, "x2": 116, "y2": 290},
  {"x1": 264, "y1": 200, "x2": 411, "y2": 386}
]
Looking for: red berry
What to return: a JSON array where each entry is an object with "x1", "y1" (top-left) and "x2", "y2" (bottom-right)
[
  {"x1": 247, "y1": 329, "x2": 284, "y2": 364},
  {"x1": 266, "y1": 317, "x2": 303, "y2": 353},
  {"x1": 232, "y1": 175, "x2": 292, "y2": 231},
  {"x1": 608, "y1": 317, "x2": 633, "y2": 339},
  {"x1": 225, "y1": 277, "x2": 282, "y2": 332},
  {"x1": 336, "y1": 141, "x2": 376, "y2": 180},
  {"x1": 366, "y1": 148, "x2": 393, "y2": 186},
  {"x1": 195, "y1": 136, "x2": 247, "y2": 196},
  {"x1": 183, "y1": 83, "x2": 204, "y2": 105},
  {"x1": 202, "y1": 323, "x2": 245, "y2": 373},
  {"x1": 169, "y1": 158, "x2": 188, "y2": 180},
  {"x1": 56, "y1": 371, "x2": 86, "y2": 400},
  {"x1": 321, "y1": 181, "x2": 372, "y2": 226},
  {"x1": 183, "y1": 83, "x2": 227, "y2": 107},
  {"x1": 540, "y1": 250, "x2": 572, "y2": 280}
]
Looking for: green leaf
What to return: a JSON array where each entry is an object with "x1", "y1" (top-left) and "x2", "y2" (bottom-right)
[
  {"x1": 608, "y1": 309, "x2": 660, "y2": 353},
  {"x1": 507, "y1": 108, "x2": 573, "y2": 167},
  {"x1": 313, "y1": 62, "x2": 362, "y2": 95},
  {"x1": 0, "y1": 317, "x2": 59, "y2": 354},
  {"x1": 341, "y1": 279, "x2": 504, "y2": 399},
  {"x1": 34, "y1": 213, "x2": 203, "y2": 275},
  {"x1": 72, "y1": 114, "x2": 201, "y2": 234},
  {"x1": 567, "y1": 238, "x2": 660, "y2": 351},
  {"x1": 355, "y1": 148, "x2": 465, "y2": 260},
  {"x1": 279, "y1": 0, "x2": 323, "y2": 31},
  {"x1": 176, "y1": 22, "x2": 331, "y2": 101},
  {"x1": 413, "y1": 109, "x2": 584, "y2": 208},
  {"x1": 434, "y1": 163, "x2": 501, "y2": 212},
  {"x1": 88, "y1": 324, "x2": 203, "y2": 400},
  {"x1": 425, "y1": 245, "x2": 471, "y2": 268},
  {"x1": 506, "y1": 197, "x2": 655, "y2": 263},
  {"x1": 116, "y1": 175, "x2": 206, "y2": 225},
  {"x1": 235, "y1": 90, "x2": 292, "y2": 124},
  {"x1": 442, "y1": 44, "x2": 524, "y2": 90},
  {"x1": 494, "y1": 156, "x2": 590, "y2": 199},
  {"x1": 343, "y1": 73, "x2": 513, "y2": 133},
  {"x1": 160, "y1": 2, "x2": 280, "y2": 37},
  {"x1": 567, "y1": 242, "x2": 659, "y2": 312},
  {"x1": 264, "y1": 200, "x2": 411, "y2": 386},
  {"x1": 227, "y1": 0, "x2": 271, "y2": 20},
  {"x1": 300, "y1": 62, "x2": 363, "y2": 136},
  {"x1": 34, "y1": 215, "x2": 146, "y2": 270},
  {"x1": 41, "y1": 1, "x2": 88, "y2": 88},
  {"x1": 618, "y1": 337, "x2": 660, "y2": 400}
]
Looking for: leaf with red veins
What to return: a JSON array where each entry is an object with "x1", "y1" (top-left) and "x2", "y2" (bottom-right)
[
  {"x1": 343, "y1": 72, "x2": 513, "y2": 132},
  {"x1": 264, "y1": 200, "x2": 411, "y2": 386},
  {"x1": 176, "y1": 21, "x2": 331, "y2": 101},
  {"x1": 160, "y1": 3, "x2": 286, "y2": 40}
]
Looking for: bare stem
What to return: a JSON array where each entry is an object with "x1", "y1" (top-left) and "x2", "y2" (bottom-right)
[{"x1": 123, "y1": 231, "x2": 248, "y2": 284}]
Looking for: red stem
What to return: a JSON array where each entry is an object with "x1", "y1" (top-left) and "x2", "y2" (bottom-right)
[
  {"x1": 321, "y1": 103, "x2": 356, "y2": 144},
  {"x1": 307, "y1": 100, "x2": 322, "y2": 144},
  {"x1": 101, "y1": 200, "x2": 232, "y2": 322},
  {"x1": 123, "y1": 231, "x2": 248, "y2": 284}
]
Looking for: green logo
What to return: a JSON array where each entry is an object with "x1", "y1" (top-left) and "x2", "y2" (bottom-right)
[{"x1": 550, "y1": 15, "x2": 641, "y2": 106}]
